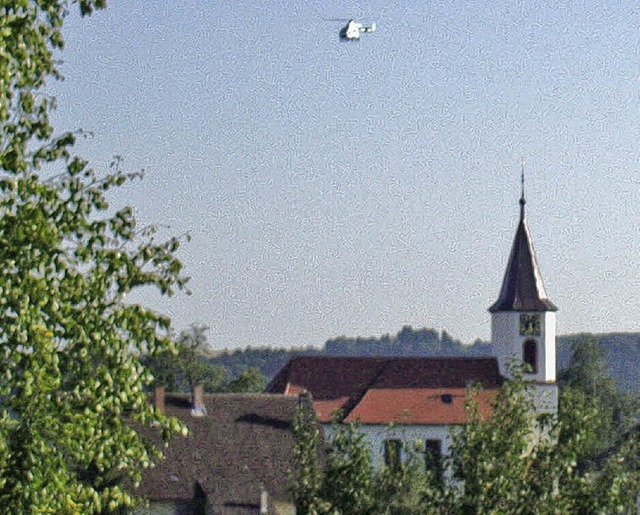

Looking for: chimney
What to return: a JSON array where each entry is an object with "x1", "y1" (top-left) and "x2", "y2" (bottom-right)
[
  {"x1": 191, "y1": 383, "x2": 206, "y2": 417},
  {"x1": 298, "y1": 389, "x2": 312, "y2": 407},
  {"x1": 260, "y1": 485, "x2": 269, "y2": 514},
  {"x1": 154, "y1": 384, "x2": 165, "y2": 414}
]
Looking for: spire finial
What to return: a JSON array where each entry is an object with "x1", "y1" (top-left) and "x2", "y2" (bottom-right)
[{"x1": 519, "y1": 159, "x2": 526, "y2": 221}]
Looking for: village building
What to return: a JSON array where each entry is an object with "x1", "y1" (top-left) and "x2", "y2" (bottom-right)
[
  {"x1": 135, "y1": 387, "x2": 313, "y2": 515},
  {"x1": 267, "y1": 355, "x2": 502, "y2": 468},
  {"x1": 267, "y1": 177, "x2": 558, "y2": 468}
]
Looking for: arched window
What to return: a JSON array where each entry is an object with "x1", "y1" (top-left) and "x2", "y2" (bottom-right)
[{"x1": 523, "y1": 339, "x2": 538, "y2": 373}]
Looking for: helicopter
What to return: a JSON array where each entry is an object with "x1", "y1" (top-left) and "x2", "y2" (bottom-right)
[{"x1": 338, "y1": 19, "x2": 376, "y2": 41}]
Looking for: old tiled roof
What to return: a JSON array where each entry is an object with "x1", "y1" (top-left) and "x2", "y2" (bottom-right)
[
  {"x1": 269, "y1": 357, "x2": 390, "y2": 421},
  {"x1": 266, "y1": 356, "x2": 503, "y2": 424},
  {"x1": 344, "y1": 387, "x2": 496, "y2": 424},
  {"x1": 136, "y1": 393, "x2": 306, "y2": 514},
  {"x1": 489, "y1": 206, "x2": 557, "y2": 313}
]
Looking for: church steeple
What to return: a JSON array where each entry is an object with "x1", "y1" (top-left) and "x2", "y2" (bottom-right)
[
  {"x1": 489, "y1": 167, "x2": 557, "y2": 387},
  {"x1": 489, "y1": 165, "x2": 556, "y2": 313}
]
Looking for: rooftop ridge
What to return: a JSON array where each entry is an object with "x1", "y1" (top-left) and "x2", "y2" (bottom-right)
[{"x1": 291, "y1": 355, "x2": 498, "y2": 362}]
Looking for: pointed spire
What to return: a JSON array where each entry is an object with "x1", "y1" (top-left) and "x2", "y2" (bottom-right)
[
  {"x1": 489, "y1": 165, "x2": 557, "y2": 313},
  {"x1": 519, "y1": 159, "x2": 526, "y2": 221}
]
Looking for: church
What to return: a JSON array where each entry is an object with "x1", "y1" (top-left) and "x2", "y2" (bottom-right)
[{"x1": 267, "y1": 177, "x2": 558, "y2": 467}]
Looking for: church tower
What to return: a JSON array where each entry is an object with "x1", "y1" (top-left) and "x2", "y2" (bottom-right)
[{"x1": 489, "y1": 169, "x2": 557, "y2": 387}]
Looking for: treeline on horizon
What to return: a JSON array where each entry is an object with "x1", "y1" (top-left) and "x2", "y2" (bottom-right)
[{"x1": 208, "y1": 325, "x2": 640, "y2": 393}]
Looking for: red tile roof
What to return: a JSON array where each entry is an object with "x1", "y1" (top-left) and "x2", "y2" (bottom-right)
[
  {"x1": 344, "y1": 387, "x2": 497, "y2": 424},
  {"x1": 266, "y1": 356, "x2": 503, "y2": 424}
]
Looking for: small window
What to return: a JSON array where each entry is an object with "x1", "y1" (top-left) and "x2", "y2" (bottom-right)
[
  {"x1": 425, "y1": 439, "x2": 443, "y2": 481},
  {"x1": 441, "y1": 394, "x2": 453, "y2": 404},
  {"x1": 523, "y1": 339, "x2": 538, "y2": 373},
  {"x1": 384, "y1": 439, "x2": 402, "y2": 471}
]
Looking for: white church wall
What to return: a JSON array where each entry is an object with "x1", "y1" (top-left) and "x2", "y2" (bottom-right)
[{"x1": 323, "y1": 423, "x2": 453, "y2": 470}]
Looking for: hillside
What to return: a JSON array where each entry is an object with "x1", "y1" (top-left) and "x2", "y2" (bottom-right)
[
  {"x1": 557, "y1": 332, "x2": 640, "y2": 393},
  {"x1": 208, "y1": 327, "x2": 640, "y2": 393}
]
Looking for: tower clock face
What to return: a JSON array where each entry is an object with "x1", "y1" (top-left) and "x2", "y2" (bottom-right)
[{"x1": 519, "y1": 314, "x2": 541, "y2": 336}]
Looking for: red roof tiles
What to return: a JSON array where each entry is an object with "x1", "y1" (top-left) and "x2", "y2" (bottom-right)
[
  {"x1": 267, "y1": 356, "x2": 503, "y2": 424},
  {"x1": 344, "y1": 387, "x2": 497, "y2": 424}
]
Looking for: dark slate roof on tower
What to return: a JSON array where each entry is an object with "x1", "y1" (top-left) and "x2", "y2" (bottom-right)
[{"x1": 489, "y1": 170, "x2": 557, "y2": 313}]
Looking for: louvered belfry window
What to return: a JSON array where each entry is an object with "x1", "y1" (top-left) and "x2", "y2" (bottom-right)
[{"x1": 523, "y1": 339, "x2": 538, "y2": 373}]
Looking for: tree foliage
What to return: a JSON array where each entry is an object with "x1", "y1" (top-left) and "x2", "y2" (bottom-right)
[
  {"x1": 142, "y1": 324, "x2": 226, "y2": 392},
  {"x1": 449, "y1": 368, "x2": 640, "y2": 514},
  {"x1": 0, "y1": 1, "x2": 188, "y2": 512},
  {"x1": 372, "y1": 444, "x2": 441, "y2": 515},
  {"x1": 142, "y1": 324, "x2": 267, "y2": 393},
  {"x1": 319, "y1": 421, "x2": 375, "y2": 514},
  {"x1": 558, "y1": 335, "x2": 639, "y2": 456},
  {"x1": 291, "y1": 397, "x2": 328, "y2": 515},
  {"x1": 291, "y1": 411, "x2": 441, "y2": 515},
  {"x1": 448, "y1": 372, "x2": 543, "y2": 513},
  {"x1": 292, "y1": 369, "x2": 640, "y2": 514},
  {"x1": 224, "y1": 366, "x2": 266, "y2": 393}
]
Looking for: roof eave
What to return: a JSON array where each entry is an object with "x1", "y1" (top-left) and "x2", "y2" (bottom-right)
[{"x1": 488, "y1": 298, "x2": 558, "y2": 313}]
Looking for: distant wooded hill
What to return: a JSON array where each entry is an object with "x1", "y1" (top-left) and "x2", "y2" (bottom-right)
[{"x1": 208, "y1": 326, "x2": 640, "y2": 393}]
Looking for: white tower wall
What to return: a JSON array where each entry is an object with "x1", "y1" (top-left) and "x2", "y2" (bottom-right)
[{"x1": 491, "y1": 311, "x2": 556, "y2": 382}]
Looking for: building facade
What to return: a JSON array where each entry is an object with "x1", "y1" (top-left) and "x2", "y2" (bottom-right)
[{"x1": 268, "y1": 180, "x2": 557, "y2": 468}]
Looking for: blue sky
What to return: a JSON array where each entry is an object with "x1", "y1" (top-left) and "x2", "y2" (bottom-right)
[{"x1": 48, "y1": 0, "x2": 640, "y2": 349}]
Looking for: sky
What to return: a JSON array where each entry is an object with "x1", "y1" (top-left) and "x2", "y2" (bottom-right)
[{"x1": 48, "y1": 0, "x2": 640, "y2": 349}]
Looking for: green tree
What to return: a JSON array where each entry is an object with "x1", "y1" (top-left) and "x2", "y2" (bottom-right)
[
  {"x1": 143, "y1": 325, "x2": 267, "y2": 393},
  {"x1": 448, "y1": 369, "x2": 640, "y2": 514},
  {"x1": 552, "y1": 386, "x2": 640, "y2": 514},
  {"x1": 292, "y1": 418, "x2": 441, "y2": 514},
  {"x1": 224, "y1": 366, "x2": 266, "y2": 393},
  {"x1": 320, "y1": 421, "x2": 375, "y2": 514},
  {"x1": 292, "y1": 370, "x2": 640, "y2": 514},
  {"x1": 0, "y1": 1, "x2": 188, "y2": 512},
  {"x1": 372, "y1": 443, "x2": 441, "y2": 515},
  {"x1": 559, "y1": 335, "x2": 639, "y2": 455},
  {"x1": 559, "y1": 336, "x2": 615, "y2": 394},
  {"x1": 291, "y1": 396, "x2": 329, "y2": 515},
  {"x1": 291, "y1": 406, "x2": 375, "y2": 514},
  {"x1": 143, "y1": 324, "x2": 227, "y2": 392},
  {"x1": 448, "y1": 370, "x2": 544, "y2": 513}
]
